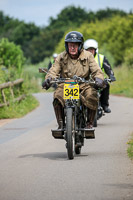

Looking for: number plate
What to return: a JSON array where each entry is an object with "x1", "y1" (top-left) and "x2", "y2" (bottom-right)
[{"x1": 64, "y1": 83, "x2": 79, "y2": 99}]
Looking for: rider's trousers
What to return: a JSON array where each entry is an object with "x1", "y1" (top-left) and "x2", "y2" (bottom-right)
[
  {"x1": 100, "y1": 83, "x2": 110, "y2": 107},
  {"x1": 54, "y1": 83, "x2": 98, "y2": 110},
  {"x1": 53, "y1": 99, "x2": 64, "y2": 129}
]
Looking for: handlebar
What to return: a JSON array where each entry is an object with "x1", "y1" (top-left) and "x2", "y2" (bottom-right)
[
  {"x1": 42, "y1": 73, "x2": 112, "y2": 90},
  {"x1": 50, "y1": 75, "x2": 95, "y2": 85}
]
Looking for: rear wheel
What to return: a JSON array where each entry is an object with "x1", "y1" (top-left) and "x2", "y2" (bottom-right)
[
  {"x1": 66, "y1": 107, "x2": 74, "y2": 159},
  {"x1": 75, "y1": 145, "x2": 81, "y2": 154}
]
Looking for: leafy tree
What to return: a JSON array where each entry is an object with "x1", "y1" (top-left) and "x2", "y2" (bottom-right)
[
  {"x1": 0, "y1": 11, "x2": 11, "y2": 32},
  {"x1": 0, "y1": 38, "x2": 25, "y2": 69},
  {"x1": 0, "y1": 11, "x2": 40, "y2": 61},
  {"x1": 107, "y1": 15, "x2": 133, "y2": 65},
  {"x1": 48, "y1": 6, "x2": 88, "y2": 29},
  {"x1": 95, "y1": 8, "x2": 127, "y2": 20},
  {"x1": 9, "y1": 22, "x2": 40, "y2": 58},
  {"x1": 30, "y1": 6, "x2": 89, "y2": 63},
  {"x1": 56, "y1": 15, "x2": 133, "y2": 66},
  {"x1": 0, "y1": 8, "x2": 130, "y2": 64}
]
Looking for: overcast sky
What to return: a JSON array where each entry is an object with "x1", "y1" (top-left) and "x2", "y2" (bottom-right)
[{"x1": 0, "y1": 0, "x2": 132, "y2": 27}]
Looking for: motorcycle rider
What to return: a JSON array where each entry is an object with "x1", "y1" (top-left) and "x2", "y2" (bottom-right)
[
  {"x1": 42, "y1": 31, "x2": 104, "y2": 130},
  {"x1": 84, "y1": 39, "x2": 116, "y2": 113},
  {"x1": 48, "y1": 53, "x2": 58, "y2": 71}
]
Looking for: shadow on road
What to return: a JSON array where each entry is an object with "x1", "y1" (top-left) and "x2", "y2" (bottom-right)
[
  {"x1": 19, "y1": 152, "x2": 88, "y2": 161},
  {"x1": 19, "y1": 152, "x2": 68, "y2": 161}
]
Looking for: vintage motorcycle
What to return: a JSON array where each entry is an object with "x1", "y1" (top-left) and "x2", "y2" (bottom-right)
[
  {"x1": 49, "y1": 75, "x2": 97, "y2": 160},
  {"x1": 39, "y1": 68, "x2": 100, "y2": 159}
]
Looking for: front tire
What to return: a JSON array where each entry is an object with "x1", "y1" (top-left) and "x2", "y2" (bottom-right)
[{"x1": 66, "y1": 107, "x2": 74, "y2": 159}]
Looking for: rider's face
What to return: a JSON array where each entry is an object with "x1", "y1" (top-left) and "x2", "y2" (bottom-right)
[
  {"x1": 68, "y1": 42, "x2": 79, "y2": 56},
  {"x1": 87, "y1": 48, "x2": 96, "y2": 56}
]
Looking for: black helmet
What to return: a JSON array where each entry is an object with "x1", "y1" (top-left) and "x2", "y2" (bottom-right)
[{"x1": 65, "y1": 31, "x2": 84, "y2": 54}]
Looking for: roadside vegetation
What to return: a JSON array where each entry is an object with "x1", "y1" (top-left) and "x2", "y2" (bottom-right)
[
  {"x1": 127, "y1": 134, "x2": 133, "y2": 160},
  {"x1": 0, "y1": 95, "x2": 39, "y2": 119},
  {"x1": 110, "y1": 65, "x2": 133, "y2": 98},
  {"x1": 0, "y1": 38, "x2": 39, "y2": 118}
]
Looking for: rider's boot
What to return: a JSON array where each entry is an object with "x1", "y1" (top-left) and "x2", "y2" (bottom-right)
[
  {"x1": 53, "y1": 101, "x2": 64, "y2": 130},
  {"x1": 85, "y1": 108, "x2": 96, "y2": 129}
]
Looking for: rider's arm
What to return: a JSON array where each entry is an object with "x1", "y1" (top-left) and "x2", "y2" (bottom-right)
[
  {"x1": 103, "y1": 56, "x2": 115, "y2": 78},
  {"x1": 88, "y1": 52, "x2": 104, "y2": 81}
]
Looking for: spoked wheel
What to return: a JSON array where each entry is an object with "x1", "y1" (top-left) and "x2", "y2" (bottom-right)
[{"x1": 66, "y1": 107, "x2": 75, "y2": 160}]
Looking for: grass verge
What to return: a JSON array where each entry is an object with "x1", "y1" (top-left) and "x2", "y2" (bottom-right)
[
  {"x1": 127, "y1": 134, "x2": 133, "y2": 160},
  {"x1": 110, "y1": 65, "x2": 133, "y2": 98},
  {"x1": 0, "y1": 94, "x2": 39, "y2": 119}
]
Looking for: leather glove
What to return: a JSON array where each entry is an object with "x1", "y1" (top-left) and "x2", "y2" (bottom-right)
[
  {"x1": 109, "y1": 74, "x2": 116, "y2": 82},
  {"x1": 42, "y1": 78, "x2": 52, "y2": 90},
  {"x1": 95, "y1": 77, "x2": 104, "y2": 89}
]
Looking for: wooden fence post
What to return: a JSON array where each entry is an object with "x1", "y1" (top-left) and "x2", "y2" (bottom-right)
[{"x1": 0, "y1": 79, "x2": 25, "y2": 108}]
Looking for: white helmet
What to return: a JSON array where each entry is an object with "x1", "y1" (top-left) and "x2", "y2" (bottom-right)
[
  {"x1": 53, "y1": 53, "x2": 58, "y2": 58},
  {"x1": 84, "y1": 39, "x2": 98, "y2": 50}
]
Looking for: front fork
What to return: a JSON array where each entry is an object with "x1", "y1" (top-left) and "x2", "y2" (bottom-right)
[{"x1": 64, "y1": 101, "x2": 82, "y2": 145}]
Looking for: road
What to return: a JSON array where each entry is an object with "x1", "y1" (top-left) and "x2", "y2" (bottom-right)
[{"x1": 0, "y1": 93, "x2": 133, "y2": 200}]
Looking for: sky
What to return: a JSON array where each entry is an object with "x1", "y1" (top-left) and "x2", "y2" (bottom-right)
[{"x1": 0, "y1": 0, "x2": 133, "y2": 27}]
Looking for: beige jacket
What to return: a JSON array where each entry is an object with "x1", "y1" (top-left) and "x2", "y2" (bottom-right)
[
  {"x1": 45, "y1": 50, "x2": 104, "y2": 110},
  {"x1": 46, "y1": 50, "x2": 104, "y2": 81}
]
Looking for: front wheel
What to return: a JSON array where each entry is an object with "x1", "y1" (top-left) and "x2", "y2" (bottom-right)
[{"x1": 66, "y1": 107, "x2": 74, "y2": 159}]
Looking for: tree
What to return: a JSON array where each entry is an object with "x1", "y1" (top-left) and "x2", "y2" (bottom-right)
[
  {"x1": 0, "y1": 8, "x2": 130, "y2": 64},
  {"x1": 56, "y1": 15, "x2": 133, "y2": 66},
  {"x1": 0, "y1": 38, "x2": 25, "y2": 69}
]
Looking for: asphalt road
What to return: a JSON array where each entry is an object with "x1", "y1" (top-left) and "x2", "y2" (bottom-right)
[{"x1": 0, "y1": 93, "x2": 133, "y2": 200}]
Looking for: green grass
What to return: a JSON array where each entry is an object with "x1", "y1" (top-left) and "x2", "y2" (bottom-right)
[
  {"x1": 0, "y1": 60, "x2": 51, "y2": 120},
  {"x1": 0, "y1": 95, "x2": 39, "y2": 119},
  {"x1": 110, "y1": 65, "x2": 133, "y2": 98},
  {"x1": 127, "y1": 134, "x2": 133, "y2": 160}
]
